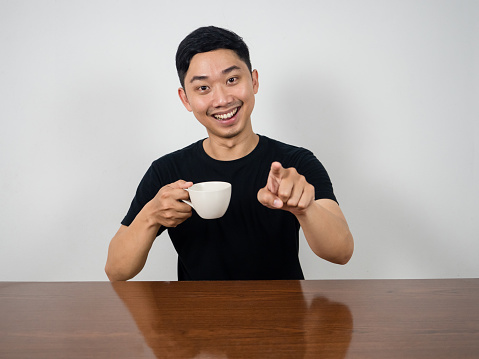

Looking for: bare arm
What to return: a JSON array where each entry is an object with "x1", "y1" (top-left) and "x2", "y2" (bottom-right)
[
  {"x1": 105, "y1": 180, "x2": 193, "y2": 281},
  {"x1": 257, "y1": 162, "x2": 353, "y2": 264},
  {"x1": 296, "y1": 198, "x2": 353, "y2": 264}
]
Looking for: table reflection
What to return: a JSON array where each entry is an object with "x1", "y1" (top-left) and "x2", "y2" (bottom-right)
[{"x1": 112, "y1": 281, "x2": 353, "y2": 358}]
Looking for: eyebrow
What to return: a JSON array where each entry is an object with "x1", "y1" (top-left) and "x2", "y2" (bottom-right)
[
  {"x1": 222, "y1": 65, "x2": 241, "y2": 75},
  {"x1": 189, "y1": 65, "x2": 242, "y2": 83}
]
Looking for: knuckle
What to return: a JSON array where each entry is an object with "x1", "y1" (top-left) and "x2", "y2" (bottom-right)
[
  {"x1": 298, "y1": 202, "x2": 308, "y2": 210},
  {"x1": 163, "y1": 212, "x2": 174, "y2": 220},
  {"x1": 278, "y1": 190, "x2": 289, "y2": 199},
  {"x1": 163, "y1": 208, "x2": 180, "y2": 219},
  {"x1": 165, "y1": 217, "x2": 179, "y2": 228},
  {"x1": 296, "y1": 174, "x2": 306, "y2": 186},
  {"x1": 159, "y1": 191, "x2": 170, "y2": 201},
  {"x1": 307, "y1": 184, "x2": 315, "y2": 195},
  {"x1": 287, "y1": 199, "x2": 298, "y2": 207}
]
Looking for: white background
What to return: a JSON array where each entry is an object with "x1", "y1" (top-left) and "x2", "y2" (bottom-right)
[{"x1": 1, "y1": 0, "x2": 477, "y2": 281}]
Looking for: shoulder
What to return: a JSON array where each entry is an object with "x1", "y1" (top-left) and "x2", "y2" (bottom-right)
[
  {"x1": 151, "y1": 140, "x2": 203, "y2": 167},
  {"x1": 261, "y1": 135, "x2": 309, "y2": 152},
  {"x1": 138, "y1": 140, "x2": 204, "y2": 184},
  {"x1": 260, "y1": 135, "x2": 314, "y2": 163}
]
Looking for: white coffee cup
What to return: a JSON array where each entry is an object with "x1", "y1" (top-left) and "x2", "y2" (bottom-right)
[{"x1": 183, "y1": 181, "x2": 232, "y2": 219}]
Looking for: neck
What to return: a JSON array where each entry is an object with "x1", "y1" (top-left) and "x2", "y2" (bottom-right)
[{"x1": 203, "y1": 131, "x2": 259, "y2": 161}]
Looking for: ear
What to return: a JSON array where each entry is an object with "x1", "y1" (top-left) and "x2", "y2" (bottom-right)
[
  {"x1": 252, "y1": 69, "x2": 259, "y2": 94},
  {"x1": 178, "y1": 87, "x2": 193, "y2": 112}
]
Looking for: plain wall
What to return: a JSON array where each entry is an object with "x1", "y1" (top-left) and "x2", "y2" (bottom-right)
[{"x1": 1, "y1": 0, "x2": 477, "y2": 281}]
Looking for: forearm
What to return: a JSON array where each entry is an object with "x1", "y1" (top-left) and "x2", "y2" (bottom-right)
[
  {"x1": 105, "y1": 180, "x2": 193, "y2": 281},
  {"x1": 297, "y1": 199, "x2": 354, "y2": 265},
  {"x1": 105, "y1": 205, "x2": 161, "y2": 281}
]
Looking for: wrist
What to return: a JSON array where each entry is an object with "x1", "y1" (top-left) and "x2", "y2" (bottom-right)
[{"x1": 137, "y1": 201, "x2": 162, "y2": 232}]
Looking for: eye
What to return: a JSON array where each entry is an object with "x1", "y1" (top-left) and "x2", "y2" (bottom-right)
[
  {"x1": 197, "y1": 85, "x2": 210, "y2": 92},
  {"x1": 227, "y1": 77, "x2": 238, "y2": 84}
]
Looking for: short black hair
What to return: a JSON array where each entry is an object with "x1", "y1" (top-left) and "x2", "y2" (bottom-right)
[{"x1": 176, "y1": 26, "x2": 252, "y2": 88}]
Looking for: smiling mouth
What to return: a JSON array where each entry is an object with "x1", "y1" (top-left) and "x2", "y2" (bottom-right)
[{"x1": 213, "y1": 107, "x2": 239, "y2": 120}]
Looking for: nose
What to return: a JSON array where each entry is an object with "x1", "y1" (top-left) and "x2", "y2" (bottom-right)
[{"x1": 212, "y1": 85, "x2": 233, "y2": 108}]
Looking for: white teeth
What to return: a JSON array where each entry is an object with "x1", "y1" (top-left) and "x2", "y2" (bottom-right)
[{"x1": 214, "y1": 107, "x2": 238, "y2": 120}]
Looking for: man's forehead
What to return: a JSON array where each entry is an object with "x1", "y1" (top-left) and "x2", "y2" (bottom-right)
[{"x1": 186, "y1": 49, "x2": 247, "y2": 79}]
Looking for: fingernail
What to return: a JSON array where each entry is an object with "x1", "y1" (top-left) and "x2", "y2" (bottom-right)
[{"x1": 273, "y1": 199, "x2": 282, "y2": 208}]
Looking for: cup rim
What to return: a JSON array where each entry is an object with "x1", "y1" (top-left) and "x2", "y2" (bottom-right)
[{"x1": 188, "y1": 181, "x2": 231, "y2": 192}]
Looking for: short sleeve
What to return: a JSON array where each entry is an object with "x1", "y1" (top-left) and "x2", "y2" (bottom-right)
[{"x1": 121, "y1": 164, "x2": 166, "y2": 235}]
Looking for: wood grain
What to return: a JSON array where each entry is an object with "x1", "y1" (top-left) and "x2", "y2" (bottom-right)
[{"x1": 1, "y1": 279, "x2": 478, "y2": 358}]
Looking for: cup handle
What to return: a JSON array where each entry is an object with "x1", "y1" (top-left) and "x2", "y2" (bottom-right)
[
  {"x1": 182, "y1": 199, "x2": 194, "y2": 208},
  {"x1": 182, "y1": 188, "x2": 194, "y2": 208}
]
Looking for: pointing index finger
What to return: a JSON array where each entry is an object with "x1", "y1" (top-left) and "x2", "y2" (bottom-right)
[
  {"x1": 267, "y1": 162, "x2": 283, "y2": 194},
  {"x1": 270, "y1": 161, "x2": 283, "y2": 177}
]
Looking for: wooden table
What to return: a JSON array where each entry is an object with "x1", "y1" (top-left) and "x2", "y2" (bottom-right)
[{"x1": 1, "y1": 279, "x2": 478, "y2": 358}]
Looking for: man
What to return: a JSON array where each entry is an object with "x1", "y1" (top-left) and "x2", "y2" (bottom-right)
[{"x1": 105, "y1": 26, "x2": 353, "y2": 281}]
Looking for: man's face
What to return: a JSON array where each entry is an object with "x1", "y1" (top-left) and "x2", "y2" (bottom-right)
[{"x1": 178, "y1": 49, "x2": 259, "y2": 141}]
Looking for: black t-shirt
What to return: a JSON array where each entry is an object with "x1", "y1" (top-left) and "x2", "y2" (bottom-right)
[{"x1": 122, "y1": 135, "x2": 336, "y2": 280}]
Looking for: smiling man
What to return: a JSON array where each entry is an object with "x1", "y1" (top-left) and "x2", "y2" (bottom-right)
[
  {"x1": 105, "y1": 26, "x2": 354, "y2": 281},
  {"x1": 178, "y1": 48, "x2": 259, "y2": 159}
]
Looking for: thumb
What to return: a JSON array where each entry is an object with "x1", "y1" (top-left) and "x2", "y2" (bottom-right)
[
  {"x1": 175, "y1": 180, "x2": 193, "y2": 189},
  {"x1": 257, "y1": 186, "x2": 284, "y2": 209}
]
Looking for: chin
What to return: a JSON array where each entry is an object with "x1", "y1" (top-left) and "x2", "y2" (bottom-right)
[{"x1": 220, "y1": 130, "x2": 242, "y2": 139}]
